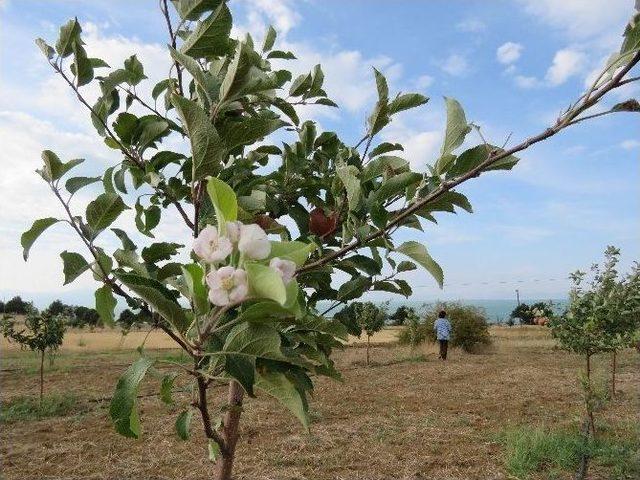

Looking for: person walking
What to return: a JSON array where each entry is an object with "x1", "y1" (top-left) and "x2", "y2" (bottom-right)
[{"x1": 434, "y1": 310, "x2": 452, "y2": 360}]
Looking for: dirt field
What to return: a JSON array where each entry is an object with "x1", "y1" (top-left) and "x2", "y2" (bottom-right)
[{"x1": 1, "y1": 326, "x2": 638, "y2": 479}]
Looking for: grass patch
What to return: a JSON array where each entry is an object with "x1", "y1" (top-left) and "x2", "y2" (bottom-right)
[
  {"x1": 0, "y1": 393, "x2": 85, "y2": 423},
  {"x1": 500, "y1": 426, "x2": 640, "y2": 479}
]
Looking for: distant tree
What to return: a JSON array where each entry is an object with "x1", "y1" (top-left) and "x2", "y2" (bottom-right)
[
  {"x1": 510, "y1": 301, "x2": 554, "y2": 325},
  {"x1": 0, "y1": 301, "x2": 5, "y2": 312},
  {"x1": 389, "y1": 305, "x2": 416, "y2": 326},
  {"x1": 44, "y1": 299, "x2": 71, "y2": 317},
  {"x1": 117, "y1": 308, "x2": 152, "y2": 332},
  {"x1": 70, "y1": 306, "x2": 102, "y2": 328},
  {"x1": 1, "y1": 313, "x2": 65, "y2": 403},
  {"x1": 4, "y1": 296, "x2": 36, "y2": 315},
  {"x1": 335, "y1": 302, "x2": 386, "y2": 365}
]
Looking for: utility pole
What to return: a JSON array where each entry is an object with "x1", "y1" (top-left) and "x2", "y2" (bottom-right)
[{"x1": 515, "y1": 289, "x2": 520, "y2": 306}]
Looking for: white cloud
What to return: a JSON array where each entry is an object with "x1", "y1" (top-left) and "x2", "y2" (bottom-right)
[
  {"x1": 545, "y1": 48, "x2": 587, "y2": 86},
  {"x1": 496, "y1": 42, "x2": 523, "y2": 64},
  {"x1": 514, "y1": 75, "x2": 540, "y2": 89},
  {"x1": 441, "y1": 54, "x2": 468, "y2": 76},
  {"x1": 414, "y1": 74, "x2": 434, "y2": 90},
  {"x1": 620, "y1": 139, "x2": 640, "y2": 149},
  {"x1": 456, "y1": 19, "x2": 486, "y2": 33},
  {"x1": 518, "y1": 0, "x2": 634, "y2": 39}
]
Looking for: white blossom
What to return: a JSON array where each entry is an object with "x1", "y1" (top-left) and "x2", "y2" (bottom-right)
[
  {"x1": 226, "y1": 221, "x2": 242, "y2": 244},
  {"x1": 205, "y1": 266, "x2": 249, "y2": 306},
  {"x1": 238, "y1": 223, "x2": 271, "y2": 260},
  {"x1": 193, "y1": 225, "x2": 233, "y2": 263},
  {"x1": 269, "y1": 257, "x2": 296, "y2": 284}
]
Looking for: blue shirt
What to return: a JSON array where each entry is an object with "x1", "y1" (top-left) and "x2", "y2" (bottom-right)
[{"x1": 434, "y1": 318, "x2": 452, "y2": 340}]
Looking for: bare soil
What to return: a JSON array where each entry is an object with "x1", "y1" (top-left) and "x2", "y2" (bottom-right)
[{"x1": 1, "y1": 326, "x2": 638, "y2": 480}]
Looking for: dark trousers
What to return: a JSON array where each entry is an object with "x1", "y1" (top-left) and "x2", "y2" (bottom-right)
[{"x1": 438, "y1": 340, "x2": 448, "y2": 360}]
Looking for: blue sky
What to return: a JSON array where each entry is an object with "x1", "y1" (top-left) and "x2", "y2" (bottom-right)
[{"x1": 0, "y1": 0, "x2": 638, "y2": 308}]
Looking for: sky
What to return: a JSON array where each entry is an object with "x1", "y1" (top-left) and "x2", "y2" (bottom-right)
[{"x1": 0, "y1": 0, "x2": 638, "y2": 308}]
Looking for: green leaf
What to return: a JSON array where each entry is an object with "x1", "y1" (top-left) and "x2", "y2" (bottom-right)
[
  {"x1": 368, "y1": 142, "x2": 403, "y2": 158},
  {"x1": 262, "y1": 25, "x2": 277, "y2": 52},
  {"x1": 115, "y1": 272, "x2": 189, "y2": 333},
  {"x1": 168, "y1": 46, "x2": 216, "y2": 103},
  {"x1": 40, "y1": 150, "x2": 84, "y2": 181},
  {"x1": 181, "y1": 264, "x2": 209, "y2": 315},
  {"x1": 112, "y1": 228, "x2": 137, "y2": 251},
  {"x1": 246, "y1": 263, "x2": 287, "y2": 305},
  {"x1": 65, "y1": 176, "x2": 101, "y2": 194},
  {"x1": 441, "y1": 97, "x2": 471, "y2": 156},
  {"x1": 266, "y1": 50, "x2": 296, "y2": 60},
  {"x1": 160, "y1": 373, "x2": 178, "y2": 405},
  {"x1": 396, "y1": 241, "x2": 443, "y2": 288},
  {"x1": 21, "y1": 218, "x2": 60, "y2": 261},
  {"x1": 373, "y1": 68, "x2": 389, "y2": 100},
  {"x1": 207, "y1": 177, "x2": 238, "y2": 224},
  {"x1": 180, "y1": 4, "x2": 232, "y2": 58},
  {"x1": 175, "y1": 409, "x2": 193, "y2": 440},
  {"x1": 256, "y1": 371, "x2": 309, "y2": 430},
  {"x1": 35, "y1": 38, "x2": 55, "y2": 59},
  {"x1": 172, "y1": 94, "x2": 226, "y2": 180},
  {"x1": 397, "y1": 261, "x2": 417, "y2": 272},
  {"x1": 72, "y1": 43, "x2": 94, "y2": 87},
  {"x1": 95, "y1": 285, "x2": 117, "y2": 326},
  {"x1": 222, "y1": 322, "x2": 286, "y2": 396},
  {"x1": 110, "y1": 357, "x2": 154, "y2": 438},
  {"x1": 267, "y1": 241, "x2": 315, "y2": 267},
  {"x1": 55, "y1": 18, "x2": 81, "y2": 58},
  {"x1": 336, "y1": 165, "x2": 361, "y2": 211},
  {"x1": 123, "y1": 55, "x2": 146, "y2": 86},
  {"x1": 141, "y1": 242, "x2": 183, "y2": 264},
  {"x1": 447, "y1": 145, "x2": 519, "y2": 178},
  {"x1": 389, "y1": 93, "x2": 429, "y2": 114},
  {"x1": 172, "y1": 0, "x2": 224, "y2": 21},
  {"x1": 337, "y1": 276, "x2": 372, "y2": 301},
  {"x1": 368, "y1": 171, "x2": 422, "y2": 206},
  {"x1": 220, "y1": 116, "x2": 286, "y2": 151},
  {"x1": 272, "y1": 97, "x2": 300, "y2": 125},
  {"x1": 86, "y1": 193, "x2": 128, "y2": 232},
  {"x1": 60, "y1": 251, "x2": 90, "y2": 285},
  {"x1": 620, "y1": 12, "x2": 640, "y2": 56},
  {"x1": 289, "y1": 73, "x2": 312, "y2": 97}
]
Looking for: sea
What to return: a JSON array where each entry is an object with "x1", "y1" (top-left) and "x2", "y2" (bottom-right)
[{"x1": 321, "y1": 298, "x2": 568, "y2": 324}]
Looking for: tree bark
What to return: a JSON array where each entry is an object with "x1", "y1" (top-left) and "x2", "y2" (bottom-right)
[
  {"x1": 39, "y1": 349, "x2": 45, "y2": 406},
  {"x1": 611, "y1": 350, "x2": 617, "y2": 398},
  {"x1": 366, "y1": 335, "x2": 370, "y2": 366},
  {"x1": 215, "y1": 381, "x2": 244, "y2": 480},
  {"x1": 585, "y1": 354, "x2": 596, "y2": 438}
]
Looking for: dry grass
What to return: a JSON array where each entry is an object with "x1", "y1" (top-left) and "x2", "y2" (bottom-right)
[
  {"x1": 0, "y1": 325, "x2": 405, "y2": 354},
  {"x1": 1, "y1": 326, "x2": 638, "y2": 479}
]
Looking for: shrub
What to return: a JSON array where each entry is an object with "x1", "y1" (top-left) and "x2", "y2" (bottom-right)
[
  {"x1": 423, "y1": 302, "x2": 491, "y2": 352},
  {"x1": 396, "y1": 310, "x2": 428, "y2": 348},
  {"x1": 388, "y1": 305, "x2": 417, "y2": 326}
]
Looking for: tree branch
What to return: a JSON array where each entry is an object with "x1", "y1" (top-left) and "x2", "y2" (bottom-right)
[
  {"x1": 298, "y1": 50, "x2": 640, "y2": 274},
  {"x1": 160, "y1": 0, "x2": 184, "y2": 97}
]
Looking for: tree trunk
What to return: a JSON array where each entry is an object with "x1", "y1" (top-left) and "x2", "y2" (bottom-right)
[
  {"x1": 366, "y1": 335, "x2": 370, "y2": 366},
  {"x1": 39, "y1": 349, "x2": 45, "y2": 407},
  {"x1": 611, "y1": 350, "x2": 617, "y2": 398},
  {"x1": 574, "y1": 419, "x2": 591, "y2": 480},
  {"x1": 585, "y1": 354, "x2": 596, "y2": 438},
  {"x1": 214, "y1": 381, "x2": 244, "y2": 480}
]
